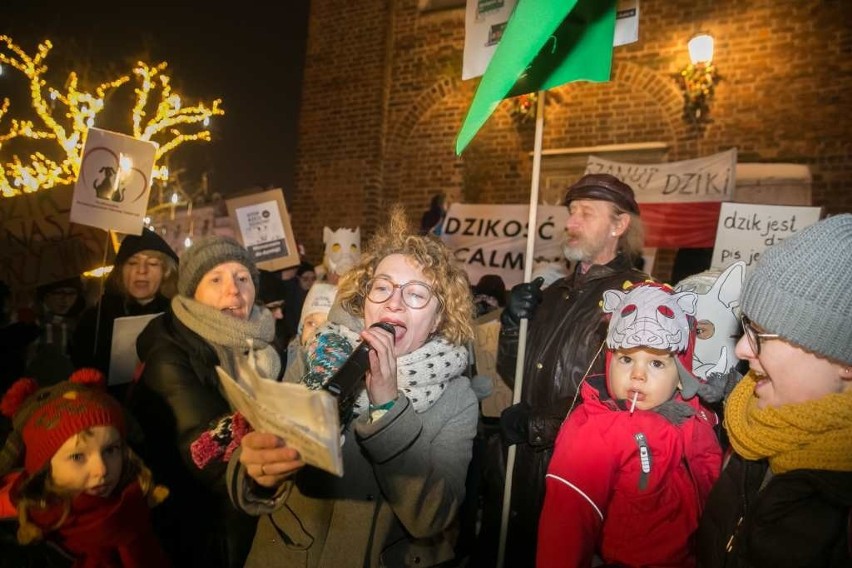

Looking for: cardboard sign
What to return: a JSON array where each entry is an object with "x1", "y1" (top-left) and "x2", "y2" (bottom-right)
[
  {"x1": 226, "y1": 189, "x2": 300, "y2": 271},
  {"x1": 441, "y1": 203, "x2": 569, "y2": 289},
  {"x1": 0, "y1": 185, "x2": 106, "y2": 292},
  {"x1": 711, "y1": 202, "x2": 822, "y2": 271},
  {"x1": 71, "y1": 128, "x2": 156, "y2": 235},
  {"x1": 473, "y1": 310, "x2": 513, "y2": 418}
]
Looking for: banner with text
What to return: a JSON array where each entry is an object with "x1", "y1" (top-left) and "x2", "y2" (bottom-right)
[
  {"x1": 711, "y1": 202, "x2": 822, "y2": 272},
  {"x1": 441, "y1": 203, "x2": 568, "y2": 289},
  {"x1": 0, "y1": 185, "x2": 107, "y2": 292},
  {"x1": 585, "y1": 148, "x2": 737, "y2": 247}
]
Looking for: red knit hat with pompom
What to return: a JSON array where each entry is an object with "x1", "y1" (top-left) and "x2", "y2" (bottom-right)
[{"x1": 0, "y1": 368, "x2": 126, "y2": 475}]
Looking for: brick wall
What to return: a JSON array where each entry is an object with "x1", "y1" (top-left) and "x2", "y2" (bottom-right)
[{"x1": 292, "y1": 0, "x2": 852, "y2": 279}]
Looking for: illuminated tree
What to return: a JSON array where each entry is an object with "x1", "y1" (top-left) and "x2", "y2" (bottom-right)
[{"x1": 0, "y1": 35, "x2": 224, "y2": 198}]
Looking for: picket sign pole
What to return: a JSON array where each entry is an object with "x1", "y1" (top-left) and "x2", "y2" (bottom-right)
[
  {"x1": 497, "y1": 90, "x2": 546, "y2": 568},
  {"x1": 91, "y1": 229, "x2": 113, "y2": 356}
]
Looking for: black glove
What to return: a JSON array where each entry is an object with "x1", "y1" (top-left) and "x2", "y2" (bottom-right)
[
  {"x1": 499, "y1": 401, "x2": 531, "y2": 447},
  {"x1": 500, "y1": 277, "x2": 545, "y2": 329}
]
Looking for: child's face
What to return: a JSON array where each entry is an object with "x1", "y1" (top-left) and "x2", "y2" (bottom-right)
[
  {"x1": 609, "y1": 347, "x2": 680, "y2": 411},
  {"x1": 300, "y1": 311, "x2": 328, "y2": 346},
  {"x1": 50, "y1": 426, "x2": 123, "y2": 498}
]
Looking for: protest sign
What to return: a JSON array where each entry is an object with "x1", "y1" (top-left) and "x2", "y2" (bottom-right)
[
  {"x1": 473, "y1": 310, "x2": 513, "y2": 418},
  {"x1": 0, "y1": 184, "x2": 106, "y2": 292},
  {"x1": 226, "y1": 188, "x2": 300, "y2": 271},
  {"x1": 109, "y1": 313, "x2": 162, "y2": 385},
  {"x1": 711, "y1": 202, "x2": 822, "y2": 271},
  {"x1": 70, "y1": 128, "x2": 156, "y2": 235},
  {"x1": 462, "y1": 0, "x2": 519, "y2": 80},
  {"x1": 441, "y1": 203, "x2": 568, "y2": 289},
  {"x1": 585, "y1": 149, "x2": 737, "y2": 247}
]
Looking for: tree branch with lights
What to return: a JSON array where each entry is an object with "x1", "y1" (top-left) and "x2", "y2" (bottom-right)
[{"x1": 0, "y1": 35, "x2": 224, "y2": 198}]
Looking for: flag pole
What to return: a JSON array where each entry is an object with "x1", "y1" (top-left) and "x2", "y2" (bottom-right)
[{"x1": 497, "y1": 89, "x2": 546, "y2": 568}]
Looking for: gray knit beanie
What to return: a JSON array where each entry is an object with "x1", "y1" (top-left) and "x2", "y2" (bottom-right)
[
  {"x1": 178, "y1": 236, "x2": 259, "y2": 297},
  {"x1": 741, "y1": 214, "x2": 852, "y2": 365}
]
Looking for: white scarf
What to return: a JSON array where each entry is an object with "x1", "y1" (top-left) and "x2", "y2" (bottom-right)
[{"x1": 304, "y1": 322, "x2": 469, "y2": 413}]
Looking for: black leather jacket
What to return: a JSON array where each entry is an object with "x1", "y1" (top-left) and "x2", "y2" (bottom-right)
[
  {"x1": 128, "y1": 311, "x2": 256, "y2": 568},
  {"x1": 494, "y1": 253, "x2": 646, "y2": 564}
]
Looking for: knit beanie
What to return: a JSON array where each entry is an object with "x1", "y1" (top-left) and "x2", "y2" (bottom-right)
[
  {"x1": 741, "y1": 213, "x2": 852, "y2": 366},
  {"x1": 299, "y1": 283, "x2": 337, "y2": 332},
  {"x1": 115, "y1": 228, "x2": 179, "y2": 265},
  {"x1": 178, "y1": 235, "x2": 259, "y2": 297},
  {"x1": 0, "y1": 368, "x2": 126, "y2": 476}
]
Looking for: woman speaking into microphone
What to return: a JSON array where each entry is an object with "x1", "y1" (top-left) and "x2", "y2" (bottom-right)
[{"x1": 227, "y1": 205, "x2": 479, "y2": 568}]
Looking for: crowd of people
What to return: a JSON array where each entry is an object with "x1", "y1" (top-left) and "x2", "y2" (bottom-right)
[{"x1": 0, "y1": 174, "x2": 849, "y2": 568}]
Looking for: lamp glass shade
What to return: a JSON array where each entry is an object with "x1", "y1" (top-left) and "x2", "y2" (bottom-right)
[{"x1": 688, "y1": 34, "x2": 714, "y2": 65}]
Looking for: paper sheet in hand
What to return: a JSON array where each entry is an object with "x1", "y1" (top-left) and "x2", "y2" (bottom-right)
[
  {"x1": 216, "y1": 366, "x2": 344, "y2": 477},
  {"x1": 109, "y1": 313, "x2": 162, "y2": 385}
]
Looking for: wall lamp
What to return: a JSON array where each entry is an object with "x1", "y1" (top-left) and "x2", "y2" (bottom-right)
[{"x1": 677, "y1": 33, "x2": 720, "y2": 124}]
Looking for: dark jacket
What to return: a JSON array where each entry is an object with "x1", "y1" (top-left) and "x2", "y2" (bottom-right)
[
  {"x1": 71, "y1": 292, "x2": 170, "y2": 375},
  {"x1": 494, "y1": 253, "x2": 647, "y2": 565},
  {"x1": 127, "y1": 311, "x2": 257, "y2": 568},
  {"x1": 697, "y1": 453, "x2": 852, "y2": 567}
]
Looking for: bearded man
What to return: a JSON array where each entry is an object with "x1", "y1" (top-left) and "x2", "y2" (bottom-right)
[{"x1": 486, "y1": 173, "x2": 649, "y2": 567}]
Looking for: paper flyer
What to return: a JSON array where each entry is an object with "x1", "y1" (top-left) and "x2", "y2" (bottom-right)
[{"x1": 216, "y1": 366, "x2": 344, "y2": 477}]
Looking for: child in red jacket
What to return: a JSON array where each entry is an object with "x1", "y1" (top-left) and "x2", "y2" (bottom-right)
[
  {"x1": 537, "y1": 282, "x2": 722, "y2": 567},
  {"x1": 0, "y1": 368, "x2": 170, "y2": 568}
]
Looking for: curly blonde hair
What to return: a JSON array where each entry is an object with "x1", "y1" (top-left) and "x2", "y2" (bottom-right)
[{"x1": 336, "y1": 205, "x2": 474, "y2": 345}]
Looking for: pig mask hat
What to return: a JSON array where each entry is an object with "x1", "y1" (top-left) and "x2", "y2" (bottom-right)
[{"x1": 602, "y1": 282, "x2": 700, "y2": 399}]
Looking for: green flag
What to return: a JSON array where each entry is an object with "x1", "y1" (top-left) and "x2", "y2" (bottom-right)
[{"x1": 456, "y1": 0, "x2": 617, "y2": 154}]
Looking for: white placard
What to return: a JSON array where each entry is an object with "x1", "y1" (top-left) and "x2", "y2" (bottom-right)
[
  {"x1": 109, "y1": 313, "x2": 162, "y2": 385},
  {"x1": 711, "y1": 202, "x2": 822, "y2": 271},
  {"x1": 614, "y1": 0, "x2": 639, "y2": 47},
  {"x1": 71, "y1": 128, "x2": 156, "y2": 235},
  {"x1": 440, "y1": 203, "x2": 568, "y2": 289},
  {"x1": 462, "y1": 0, "x2": 519, "y2": 80}
]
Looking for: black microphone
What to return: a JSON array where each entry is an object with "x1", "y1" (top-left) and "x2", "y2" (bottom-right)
[{"x1": 323, "y1": 322, "x2": 396, "y2": 424}]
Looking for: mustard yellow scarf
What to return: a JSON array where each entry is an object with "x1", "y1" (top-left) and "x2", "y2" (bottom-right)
[{"x1": 725, "y1": 371, "x2": 852, "y2": 474}]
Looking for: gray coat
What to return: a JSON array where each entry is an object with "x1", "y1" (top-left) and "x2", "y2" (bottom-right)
[{"x1": 227, "y1": 375, "x2": 479, "y2": 567}]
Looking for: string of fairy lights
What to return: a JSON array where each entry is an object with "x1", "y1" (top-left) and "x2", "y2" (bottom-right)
[{"x1": 0, "y1": 35, "x2": 224, "y2": 199}]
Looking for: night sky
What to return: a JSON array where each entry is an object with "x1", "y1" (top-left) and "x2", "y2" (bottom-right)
[{"x1": 1, "y1": 1, "x2": 310, "y2": 200}]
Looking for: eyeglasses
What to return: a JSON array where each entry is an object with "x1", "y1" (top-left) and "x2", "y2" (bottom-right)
[
  {"x1": 740, "y1": 315, "x2": 780, "y2": 355},
  {"x1": 366, "y1": 276, "x2": 436, "y2": 310}
]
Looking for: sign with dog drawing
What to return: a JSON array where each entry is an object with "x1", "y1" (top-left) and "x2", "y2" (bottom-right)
[
  {"x1": 70, "y1": 127, "x2": 156, "y2": 235},
  {"x1": 226, "y1": 188, "x2": 300, "y2": 271}
]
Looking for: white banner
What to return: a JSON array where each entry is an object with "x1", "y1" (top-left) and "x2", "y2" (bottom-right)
[
  {"x1": 441, "y1": 203, "x2": 568, "y2": 288},
  {"x1": 70, "y1": 127, "x2": 156, "y2": 235},
  {"x1": 585, "y1": 148, "x2": 737, "y2": 204},
  {"x1": 462, "y1": 0, "x2": 518, "y2": 80},
  {"x1": 711, "y1": 202, "x2": 822, "y2": 271}
]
